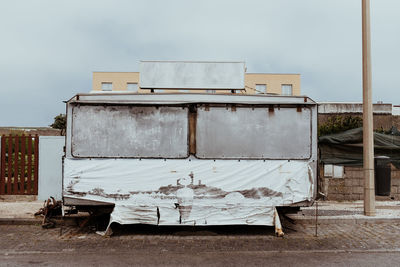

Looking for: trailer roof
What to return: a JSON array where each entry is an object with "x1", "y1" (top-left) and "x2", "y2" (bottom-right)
[{"x1": 67, "y1": 93, "x2": 317, "y2": 105}]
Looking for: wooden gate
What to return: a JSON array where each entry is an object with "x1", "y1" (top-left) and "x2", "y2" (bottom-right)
[{"x1": 0, "y1": 135, "x2": 39, "y2": 195}]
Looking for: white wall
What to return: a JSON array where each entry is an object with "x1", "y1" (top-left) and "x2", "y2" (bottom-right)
[
  {"x1": 38, "y1": 136, "x2": 65, "y2": 201},
  {"x1": 393, "y1": 106, "x2": 400, "y2": 116},
  {"x1": 318, "y1": 102, "x2": 392, "y2": 114}
]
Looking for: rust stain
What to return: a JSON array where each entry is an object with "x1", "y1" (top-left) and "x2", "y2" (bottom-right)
[
  {"x1": 238, "y1": 187, "x2": 282, "y2": 199},
  {"x1": 89, "y1": 188, "x2": 130, "y2": 200}
]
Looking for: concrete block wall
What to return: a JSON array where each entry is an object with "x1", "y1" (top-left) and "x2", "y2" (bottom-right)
[
  {"x1": 321, "y1": 166, "x2": 400, "y2": 201},
  {"x1": 38, "y1": 136, "x2": 65, "y2": 201},
  {"x1": 393, "y1": 116, "x2": 400, "y2": 129}
]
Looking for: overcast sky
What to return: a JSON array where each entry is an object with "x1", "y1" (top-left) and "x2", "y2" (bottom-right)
[{"x1": 1, "y1": 0, "x2": 399, "y2": 126}]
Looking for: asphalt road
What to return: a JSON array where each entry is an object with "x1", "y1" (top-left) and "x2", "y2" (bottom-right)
[
  {"x1": 1, "y1": 222, "x2": 400, "y2": 266},
  {"x1": 2, "y1": 250, "x2": 400, "y2": 266}
]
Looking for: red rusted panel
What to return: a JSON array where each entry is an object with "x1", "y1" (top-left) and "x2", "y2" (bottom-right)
[
  {"x1": 33, "y1": 135, "x2": 39, "y2": 195},
  {"x1": 7, "y1": 136, "x2": 12, "y2": 194},
  {"x1": 0, "y1": 135, "x2": 5, "y2": 194},
  {"x1": 20, "y1": 136, "x2": 26, "y2": 194},
  {"x1": 13, "y1": 135, "x2": 19, "y2": 194},
  {"x1": 27, "y1": 135, "x2": 32, "y2": 195}
]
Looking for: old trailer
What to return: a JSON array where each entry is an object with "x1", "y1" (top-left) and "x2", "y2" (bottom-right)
[{"x1": 63, "y1": 93, "x2": 317, "y2": 235}]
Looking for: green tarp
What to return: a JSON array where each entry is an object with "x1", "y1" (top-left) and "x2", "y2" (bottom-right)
[{"x1": 319, "y1": 127, "x2": 400, "y2": 168}]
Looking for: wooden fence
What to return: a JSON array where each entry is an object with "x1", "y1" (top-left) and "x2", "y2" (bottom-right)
[{"x1": 0, "y1": 135, "x2": 39, "y2": 195}]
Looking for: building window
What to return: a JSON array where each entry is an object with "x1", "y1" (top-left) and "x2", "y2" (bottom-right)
[
  {"x1": 255, "y1": 84, "x2": 267, "y2": 94},
  {"x1": 127, "y1": 83, "x2": 138, "y2": 92},
  {"x1": 281, "y1": 84, "x2": 293, "y2": 95},
  {"x1": 324, "y1": 164, "x2": 344, "y2": 178},
  {"x1": 101, "y1": 82, "x2": 112, "y2": 91},
  {"x1": 206, "y1": 90, "x2": 216, "y2": 93},
  {"x1": 154, "y1": 89, "x2": 165, "y2": 93}
]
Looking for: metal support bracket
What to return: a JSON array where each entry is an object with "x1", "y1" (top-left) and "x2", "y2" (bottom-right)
[{"x1": 274, "y1": 207, "x2": 284, "y2": 237}]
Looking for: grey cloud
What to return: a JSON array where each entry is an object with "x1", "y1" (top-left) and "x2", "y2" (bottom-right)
[{"x1": 0, "y1": 0, "x2": 399, "y2": 126}]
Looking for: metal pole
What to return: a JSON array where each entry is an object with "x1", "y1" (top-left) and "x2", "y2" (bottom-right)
[
  {"x1": 315, "y1": 201, "x2": 318, "y2": 237},
  {"x1": 362, "y1": 0, "x2": 376, "y2": 216}
]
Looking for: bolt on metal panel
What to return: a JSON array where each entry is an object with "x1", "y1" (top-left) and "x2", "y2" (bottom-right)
[
  {"x1": 196, "y1": 106, "x2": 312, "y2": 159},
  {"x1": 71, "y1": 105, "x2": 189, "y2": 158}
]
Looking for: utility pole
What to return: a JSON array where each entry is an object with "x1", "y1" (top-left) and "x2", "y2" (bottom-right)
[{"x1": 362, "y1": 0, "x2": 375, "y2": 216}]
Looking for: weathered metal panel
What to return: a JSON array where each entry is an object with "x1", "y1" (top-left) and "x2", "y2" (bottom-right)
[
  {"x1": 139, "y1": 61, "x2": 245, "y2": 89},
  {"x1": 71, "y1": 105, "x2": 189, "y2": 158},
  {"x1": 196, "y1": 106, "x2": 312, "y2": 159},
  {"x1": 310, "y1": 105, "x2": 318, "y2": 199},
  {"x1": 65, "y1": 103, "x2": 74, "y2": 158},
  {"x1": 73, "y1": 93, "x2": 317, "y2": 105}
]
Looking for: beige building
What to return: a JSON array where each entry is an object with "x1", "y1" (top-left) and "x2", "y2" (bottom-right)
[{"x1": 92, "y1": 72, "x2": 300, "y2": 95}]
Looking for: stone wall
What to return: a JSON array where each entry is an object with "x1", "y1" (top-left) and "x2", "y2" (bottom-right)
[
  {"x1": 320, "y1": 166, "x2": 400, "y2": 201},
  {"x1": 393, "y1": 116, "x2": 400, "y2": 129}
]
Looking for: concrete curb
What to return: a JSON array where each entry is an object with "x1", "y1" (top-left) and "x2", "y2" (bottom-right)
[
  {"x1": 0, "y1": 218, "x2": 42, "y2": 225},
  {"x1": 287, "y1": 216, "x2": 400, "y2": 225},
  {"x1": 0, "y1": 216, "x2": 82, "y2": 226}
]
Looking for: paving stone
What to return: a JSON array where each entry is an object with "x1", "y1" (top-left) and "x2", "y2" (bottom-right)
[
  {"x1": 2, "y1": 223, "x2": 400, "y2": 253},
  {"x1": 392, "y1": 172, "x2": 400, "y2": 179},
  {"x1": 345, "y1": 170, "x2": 361, "y2": 179},
  {"x1": 352, "y1": 178, "x2": 362, "y2": 186},
  {"x1": 392, "y1": 177, "x2": 400, "y2": 186},
  {"x1": 391, "y1": 186, "x2": 398, "y2": 194},
  {"x1": 333, "y1": 194, "x2": 345, "y2": 201},
  {"x1": 352, "y1": 187, "x2": 364, "y2": 194}
]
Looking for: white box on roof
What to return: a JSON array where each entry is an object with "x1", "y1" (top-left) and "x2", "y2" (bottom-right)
[{"x1": 139, "y1": 61, "x2": 245, "y2": 90}]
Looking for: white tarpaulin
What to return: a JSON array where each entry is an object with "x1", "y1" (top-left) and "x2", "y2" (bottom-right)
[{"x1": 64, "y1": 158, "x2": 314, "y2": 226}]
